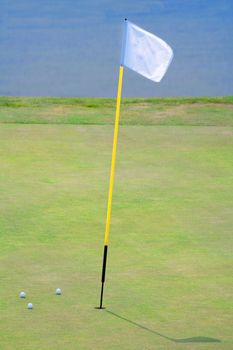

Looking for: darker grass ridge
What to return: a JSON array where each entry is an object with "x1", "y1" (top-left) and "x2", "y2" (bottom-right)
[
  {"x1": 0, "y1": 96, "x2": 233, "y2": 108},
  {"x1": 0, "y1": 96, "x2": 233, "y2": 126}
]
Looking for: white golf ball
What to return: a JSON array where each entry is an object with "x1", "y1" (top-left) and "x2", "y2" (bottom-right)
[
  {"x1": 56, "y1": 288, "x2": 62, "y2": 295},
  {"x1": 19, "y1": 291, "x2": 26, "y2": 298},
  {"x1": 27, "y1": 303, "x2": 33, "y2": 310}
]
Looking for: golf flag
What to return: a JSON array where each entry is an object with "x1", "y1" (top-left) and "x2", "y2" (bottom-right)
[
  {"x1": 98, "y1": 20, "x2": 173, "y2": 310},
  {"x1": 121, "y1": 20, "x2": 173, "y2": 82}
]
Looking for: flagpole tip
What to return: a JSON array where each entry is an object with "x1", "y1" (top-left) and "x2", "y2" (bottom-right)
[{"x1": 125, "y1": 18, "x2": 127, "y2": 21}]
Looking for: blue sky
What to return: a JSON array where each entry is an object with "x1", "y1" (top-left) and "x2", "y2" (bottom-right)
[{"x1": 0, "y1": 0, "x2": 232, "y2": 97}]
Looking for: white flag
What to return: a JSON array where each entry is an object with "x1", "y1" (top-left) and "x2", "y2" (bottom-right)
[{"x1": 121, "y1": 21, "x2": 173, "y2": 82}]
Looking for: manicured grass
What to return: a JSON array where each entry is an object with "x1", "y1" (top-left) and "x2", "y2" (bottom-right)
[
  {"x1": 0, "y1": 96, "x2": 233, "y2": 126},
  {"x1": 0, "y1": 98, "x2": 232, "y2": 349}
]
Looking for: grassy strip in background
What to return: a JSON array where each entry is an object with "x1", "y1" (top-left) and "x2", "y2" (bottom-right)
[{"x1": 0, "y1": 96, "x2": 233, "y2": 126}]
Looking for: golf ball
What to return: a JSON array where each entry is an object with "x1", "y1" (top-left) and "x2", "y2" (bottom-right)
[
  {"x1": 27, "y1": 303, "x2": 33, "y2": 310},
  {"x1": 56, "y1": 288, "x2": 62, "y2": 295},
  {"x1": 19, "y1": 291, "x2": 26, "y2": 298}
]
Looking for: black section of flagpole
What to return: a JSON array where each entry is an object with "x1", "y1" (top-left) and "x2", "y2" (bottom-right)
[{"x1": 99, "y1": 245, "x2": 108, "y2": 309}]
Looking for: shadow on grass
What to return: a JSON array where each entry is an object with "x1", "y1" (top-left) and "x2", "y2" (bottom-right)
[{"x1": 107, "y1": 311, "x2": 221, "y2": 344}]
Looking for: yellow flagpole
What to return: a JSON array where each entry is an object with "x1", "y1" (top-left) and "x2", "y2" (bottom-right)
[
  {"x1": 104, "y1": 64, "x2": 124, "y2": 246},
  {"x1": 98, "y1": 64, "x2": 124, "y2": 309}
]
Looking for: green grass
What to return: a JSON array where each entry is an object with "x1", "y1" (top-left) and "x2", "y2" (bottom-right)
[
  {"x1": 0, "y1": 97, "x2": 233, "y2": 349},
  {"x1": 0, "y1": 96, "x2": 233, "y2": 126}
]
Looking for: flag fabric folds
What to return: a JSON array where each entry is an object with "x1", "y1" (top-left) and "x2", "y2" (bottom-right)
[{"x1": 121, "y1": 21, "x2": 173, "y2": 82}]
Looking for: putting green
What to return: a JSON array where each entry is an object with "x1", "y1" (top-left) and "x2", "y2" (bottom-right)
[{"x1": 0, "y1": 103, "x2": 232, "y2": 349}]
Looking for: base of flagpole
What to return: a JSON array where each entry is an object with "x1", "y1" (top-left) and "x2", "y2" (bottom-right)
[{"x1": 95, "y1": 307, "x2": 106, "y2": 310}]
